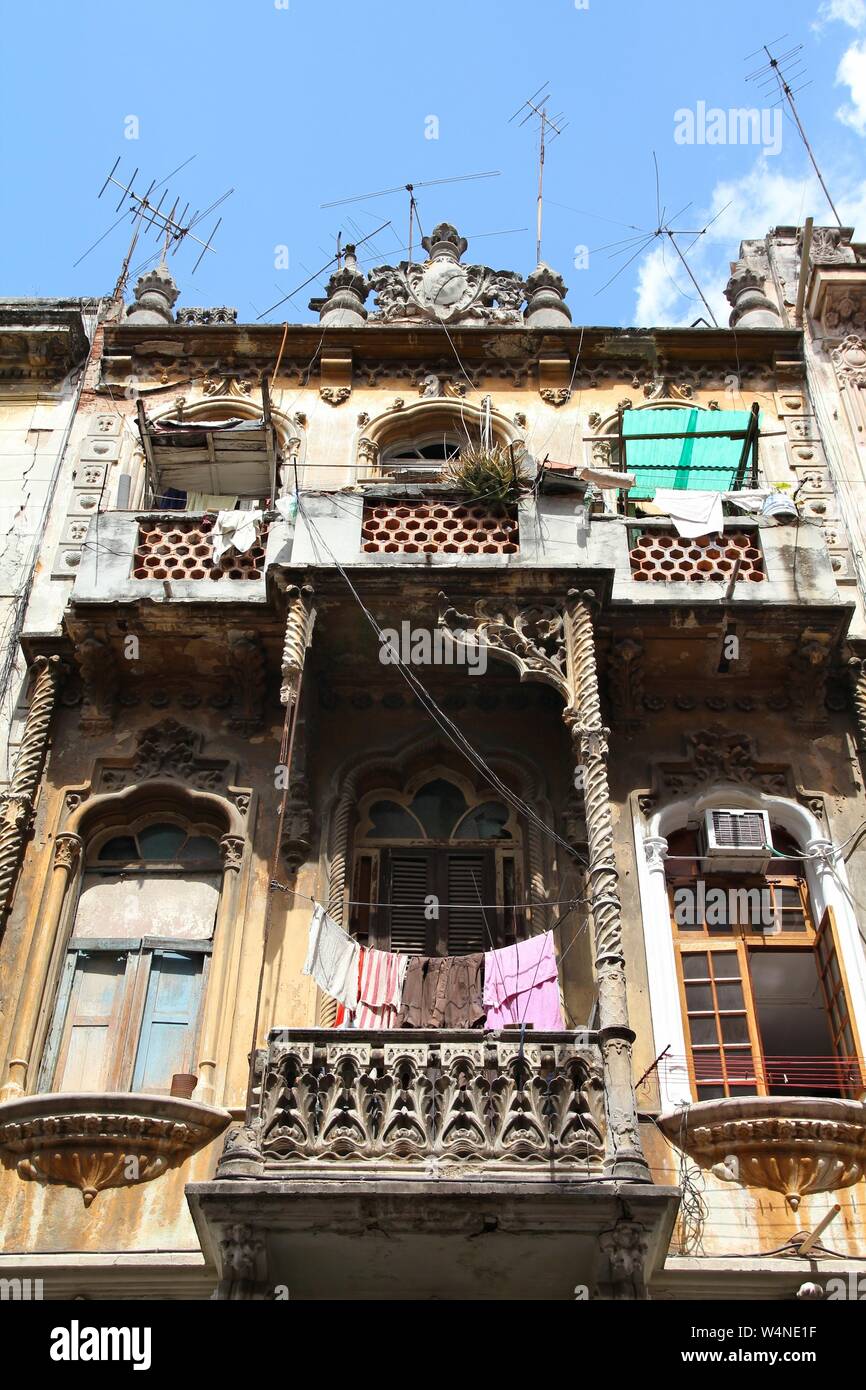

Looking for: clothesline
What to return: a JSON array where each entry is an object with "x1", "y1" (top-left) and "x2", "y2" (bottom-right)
[
  {"x1": 302, "y1": 901, "x2": 568, "y2": 1032},
  {"x1": 270, "y1": 880, "x2": 586, "y2": 914}
]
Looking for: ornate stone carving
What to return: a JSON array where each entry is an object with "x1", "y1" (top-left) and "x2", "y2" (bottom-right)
[
  {"x1": 279, "y1": 777, "x2": 313, "y2": 874},
  {"x1": 280, "y1": 584, "x2": 316, "y2": 708},
  {"x1": 0, "y1": 655, "x2": 65, "y2": 922},
  {"x1": 53, "y1": 832, "x2": 82, "y2": 873},
  {"x1": 849, "y1": 655, "x2": 866, "y2": 750},
  {"x1": 438, "y1": 593, "x2": 568, "y2": 696},
  {"x1": 75, "y1": 634, "x2": 119, "y2": 735},
  {"x1": 369, "y1": 223, "x2": 526, "y2": 326},
  {"x1": 656, "y1": 727, "x2": 788, "y2": 797},
  {"x1": 125, "y1": 262, "x2": 179, "y2": 326},
  {"x1": 724, "y1": 264, "x2": 783, "y2": 328},
  {"x1": 356, "y1": 435, "x2": 380, "y2": 473},
  {"x1": 319, "y1": 386, "x2": 351, "y2": 406},
  {"x1": 215, "y1": 1223, "x2": 268, "y2": 1299},
  {"x1": 0, "y1": 1092, "x2": 230, "y2": 1207},
  {"x1": 659, "y1": 1096, "x2": 866, "y2": 1210},
  {"x1": 228, "y1": 632, "x2": 266, "y2": 734},
  {"x1": 598, "y1": 1220, "x2": 650, "y2": 1300},
  {"x1": 563, "y1": 592, "x2": 650, "y2": 1182},
  {"x1": 789, "y1": 640, "x2": 832, "y2": 726},
  {"x1": 606, "y1": 637, "x2": 644, "y2": 732},
  {"x1": 99, "y1": 719, "x2": 229, "y2": 792},
  {"x1": 540, "y1": 387, "x2": 572, "y2": 407},
  {"x1": 219, "y1": 835, "x2": 244, "y2": 873},
  {"x1": 239, "y1": 1032, "x2": 603, "y2": 1176},
  {"x1": 175, "y1": 306, "x2": 237, "y2": 325}
]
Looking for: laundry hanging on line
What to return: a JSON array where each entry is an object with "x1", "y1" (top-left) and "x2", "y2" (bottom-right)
[
  {"x1": 211, "y1": 508, "x2": 264, "y2": 564},
  {"x1": 483, "y1": 930, "x2": 565, "y2": 1031},
  {"x1": 302, "y1": 906, "x2": 566, "y2": 1031}
]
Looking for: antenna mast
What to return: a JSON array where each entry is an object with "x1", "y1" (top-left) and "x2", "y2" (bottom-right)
[
  {"x1": 746, "y1": 37, "x2": 842, "y2": 228},
  {"x1": 510, "y1": 82, "x2": 568, "y2": 264}
]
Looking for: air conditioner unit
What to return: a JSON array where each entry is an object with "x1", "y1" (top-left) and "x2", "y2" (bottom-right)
[{"x1": 700, "y1": 809, "x2": 772, "y2": 873}]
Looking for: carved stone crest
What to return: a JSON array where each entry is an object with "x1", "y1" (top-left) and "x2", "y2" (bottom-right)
[{"x1": 369, "y1": 223, "x2": 525, "y2": 326}]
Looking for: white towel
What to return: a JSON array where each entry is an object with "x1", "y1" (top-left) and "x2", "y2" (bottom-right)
[
  {"x1": 212, "y1": 509, "x2": 263, "y2": 564},
  {"x1": 302, "y1": 904, "x2": 360, "y2": 1011},
  {"x1": 652, "y1": 489, "x2": 723, "y2": 539}
]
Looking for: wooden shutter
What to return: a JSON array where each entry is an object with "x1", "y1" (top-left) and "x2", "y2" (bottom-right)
[
  {"x1": 815, "y1": 907, "x2": 864, "y2": 1096},
  {"x1": 444, "y1": 852, "x2": 492, "y2": 955},
  {"x1": 51, "y1": 950, "x2": 131, "y2": 1092},
  {"x1": 131, "y1": 951, "x2": 204, "y2": 1094},
  {"x1": 382, "y1": 852, "x2": 434, "y2": 954}
]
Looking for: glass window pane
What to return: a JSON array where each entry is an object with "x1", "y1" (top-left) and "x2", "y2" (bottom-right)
[
  {"x1": 453, "y1": 801, "x2": 510, "y2": 840},
  {"x1": 689, "y1": 1016, "x2": 718, "y2": 1045},
  {"x1": 409, "y1": 779, "x2": 468, "y2": 839},
  {"x1": 711, "y1": 951, "x2": 739, "y2": 976},
  {"x1": 715, "y1": 982, "x2": 745, "y2": 1009},
  {"x1": 696, "y1": 1084, "x2": 726, "y2": 1100},
  {"x1": 366, "y1": 801, "x2": 422, "y2": 839},
  {"x1": 681, "y1": 954, "x2": 709, "y2": 979},
  {"x1": 181, "y1": 835, "x2": 222, "y2": 865},
  {"x1": 685, "y1": 983, "x2": 713, "y2": 1011},
  {"x1": 692, "y1": 1048, "x2": 723, "y2": 1078},
  {"x1": 720, "y1": 1015, "x2": 750, "y2": 1044},
  {"x1": 137, "y1": 824, "x2": 187, "y2": 860},
  {"x1": 98, "y1": 836, "x2": 139, "y2": 862}
]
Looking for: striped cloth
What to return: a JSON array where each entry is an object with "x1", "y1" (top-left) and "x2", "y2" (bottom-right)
[{"x1": 355, "y1": 947, "x2": 408, "y2": 1030}]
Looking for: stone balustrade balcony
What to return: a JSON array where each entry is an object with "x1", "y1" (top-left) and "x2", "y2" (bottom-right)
[{"x1": 218, "y1": 1028, "x2": 606, "y2": 1180}]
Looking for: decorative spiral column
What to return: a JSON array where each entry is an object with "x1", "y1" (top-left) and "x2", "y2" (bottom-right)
[
  {"x1": 0, "y1": 655, "x2": 65, "y2": 924},
  {"x1": 848, "y1": 656, "x2": 866, "y2": 751},
  {"x1": 1, "y1": 831, "x2": 82, "y2": 1100},
  {"x1": 280, "y1": 584, "x2": 316, "y2": 708},
  {"x1": 564, "y1": 590, "x2": 650, "y2": 1181}
]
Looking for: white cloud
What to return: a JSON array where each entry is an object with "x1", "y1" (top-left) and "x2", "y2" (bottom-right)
[
  {"x1": 836, "y1": 39, "x2": 866, "y2": 132},
  {"x1": 814, "y1": 0, "x2": 866, "y2": 30}
]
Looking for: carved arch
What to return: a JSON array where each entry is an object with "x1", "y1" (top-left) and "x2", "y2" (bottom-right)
[{"x1": 355, "y1": 397, "x2": 523, "y2": 480}]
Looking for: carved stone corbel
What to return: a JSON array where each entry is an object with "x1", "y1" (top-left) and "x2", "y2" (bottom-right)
[
  {"x1": 606, "y1": 637, "x2": 645, "y2": 734},
  {"x1": 597, "y1": 1220, "x2": 650, "y2": 1300},
  {"x1": 848, "y1": 654, "x2": 866, "y2": 751},
  {"x1": 228, "y1": 632, "x2": 266, "y2": 734},
  {"x1": 214, "y1": 1223, "x2": 269, "y2": 1300},
  {"x1": 280, "y1": 776, "x2": 313, "y2": 875},
  {"x1": 75, "y1": 634, "x2": 118, "y2": 735}
]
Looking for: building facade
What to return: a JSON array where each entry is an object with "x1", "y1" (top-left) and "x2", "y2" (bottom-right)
[{"x1": 0, "y1": 225, "x2": 865, "y2": 1300}]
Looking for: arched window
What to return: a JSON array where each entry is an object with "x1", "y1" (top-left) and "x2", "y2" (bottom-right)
[
  {"x1": 39, "y1": 817, "x2": 224, "y2": 1095},
  {"x1": 665, "y1": 824, "x2": 862, "y2": 1101},
  {"x1": 379, "y1": 432, "x2": 462, "y2": 479},
  {"x1": 350, "y1": 773, "x2": 523, "y2": 956}
]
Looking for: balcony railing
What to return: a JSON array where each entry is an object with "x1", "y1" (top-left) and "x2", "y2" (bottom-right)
[
  {"x1": 361, "y1": 500, "x2": 519, "y2": 555},
  {"x1": 628, "y1": 524, "x2": 765, "y2": 583},
  {"x1": 217, "y1": 1028, "x2": 605, "y2": 1180},
  {"x1": 133, "y1": 515, "x2": 268, "y2": 582}
]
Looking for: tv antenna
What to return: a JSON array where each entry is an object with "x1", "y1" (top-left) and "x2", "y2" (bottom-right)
[
  {"x1": 321, "y1": 171, "x2": 501, "y2": 263},
  {"x1": 586, "y1": 153, "x2": 729, "y2": 326},
  {"x1": 256, "y1": 218, "x2": 393, "y2": 320},
  {"x1": 75, "y1": 157, "x2": 234, "y2": 297},
  {"x1": 745, "y1": 36, "x2": 842, "y2": 228},
  {"x1": 509, "y1": 82, "x2": 568, "y2": 264}
]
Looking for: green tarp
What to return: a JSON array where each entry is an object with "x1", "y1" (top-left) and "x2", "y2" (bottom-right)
[{"x1": 622, "y1": 408, "x2": 756, "y2": 500}]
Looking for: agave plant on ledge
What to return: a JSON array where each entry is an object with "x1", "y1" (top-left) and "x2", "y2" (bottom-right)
[{"x1": 443, "y1": 441, "x2": 532, "y2": 508}]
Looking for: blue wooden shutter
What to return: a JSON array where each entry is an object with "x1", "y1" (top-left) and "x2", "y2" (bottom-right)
[{"x1": 131, "y1": 951, "x2": 204, "y2": 1094}]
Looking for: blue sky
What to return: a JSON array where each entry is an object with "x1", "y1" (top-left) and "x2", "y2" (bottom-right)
[{"x1": 2, "y1": 0, "x2": 865, "y2": 327}]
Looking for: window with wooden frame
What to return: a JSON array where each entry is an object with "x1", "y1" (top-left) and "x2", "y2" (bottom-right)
[
  {"x1": 39, "y1": 821, "x2": 221, "y2": 1095},
  {"x1": 350, "y1": 773, "x2": 525, "y2": 956},
  {"x1": 666, "y1": 826, "x2": 863, "y2": 1101}
]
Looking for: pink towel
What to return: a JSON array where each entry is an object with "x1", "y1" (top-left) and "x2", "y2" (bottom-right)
[
  {"x1": 355, "y1": 948, "x2": 408, "y2": 1030},
  {"x1": 483, "y1": 931, "x2": 564, "y2": 1031}
]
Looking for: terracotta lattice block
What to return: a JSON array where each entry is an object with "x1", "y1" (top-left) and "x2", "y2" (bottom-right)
[
  {"x1": 361, "y1": 500, "x2": 519, "y2": 555},
  {"x1": 132, "y1": 517, "x2": 267, "y2": 581},
  {"x1": 629, "y1": 530, "x2": 764, "y2": 582}
]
